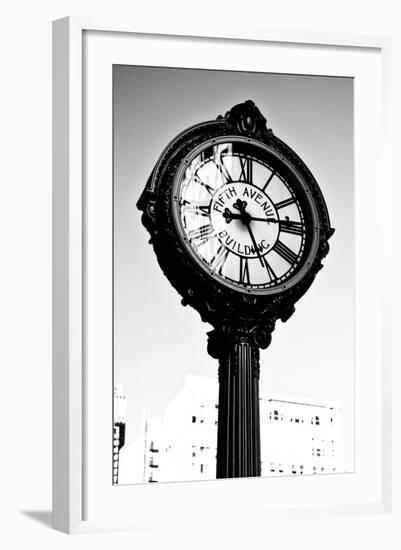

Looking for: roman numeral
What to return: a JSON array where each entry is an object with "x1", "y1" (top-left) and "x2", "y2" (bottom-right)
[
  {"x1": 275, "y1": 197, "x2": 296, "y2": 210},
  {"x1": 261, "y1": 257, "x2": 277, "y2": 282},
  {"x1": 187, "y1": 223, "x2": 214, "y2": 246},
  {"x1": 194, "y1": 174, "x2": 215, "y2": 196},
  {"x1": 273, "y1": 240, "x2": 298, "y2": 265},
  {"x1": 213, "y1": 156, "x2": 232, "y2": 183},
  {"x1": 279, "y1": 219, "x2": 304, "y2": 236},
  {"x1": 262, "y1": 170, "x2": 276, "y2": 191},
  {"x1": 180, "y1": 200, "x2": 211, "y2": 217},
  {"x1": 210, "y1": 246, "x2": 230, "y2": 274},
  {"x1": 239, "y1": 257, "x2": 251, "y2": 285},
  {"x1": 239, "y1": 157, "x2": 252, "y2": 182}
]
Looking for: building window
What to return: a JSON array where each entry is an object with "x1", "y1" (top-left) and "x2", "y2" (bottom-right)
[
  {"x1": 149, "y1": 457, "x2": 158, "y2": 468},
  {"x1": 150, "y1": 441, "x2": 159, "y2": 453},
  {"x1": 192, "y1": 416, "x2": 196, "y2": 423}
]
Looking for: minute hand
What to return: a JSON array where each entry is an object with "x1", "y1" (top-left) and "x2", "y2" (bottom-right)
[
  {"x1": 247, "y1": 216, "x2": 279, "y2": 222},
  {"x1": 248, "y1": 217, "x2": 303, "y2": 228},
  {"x1": 223, "y1": 211, "x2": 277, "y2": 223}
]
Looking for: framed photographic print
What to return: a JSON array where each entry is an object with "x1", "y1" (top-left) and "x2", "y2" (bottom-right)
[{"x1": 52, "y1": 17, "x2": 392, "y2": 534}]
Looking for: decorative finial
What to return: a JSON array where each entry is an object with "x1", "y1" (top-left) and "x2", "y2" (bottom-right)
[{"x1": 224, "y1": 99, "x2": 269, "y2": 139}]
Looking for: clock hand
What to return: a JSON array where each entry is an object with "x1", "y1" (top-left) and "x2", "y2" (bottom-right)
[
  {"x1": 223, "y1": 209, "x2": 277, "y2": 224},
  {"x1": 248, "y1": 216, "x2": 278, "y2": 222},
  {"x1": 223, "y1": 209, "x2": 241, "y2": 223},
  {"x1": 236, "y1": 204, "x2": 265, "y2": 267},
  {"x1": 224, "y1": 209, "x2": 302, "y2": 228},
  {"x1": 223, "y1": 200, "x2": 252, "y2": 225},
  {"x1": 227, "y1": 201, "x2": 265, "y2": 266},
  {"x1": 245, "y1": 220, "x2": 265, "y2": 267},
  {"x1": 233, "y1": 198, "x2": 247, "y2": 212},
  {"x1": 233, "y1": 198, "x2": 251, "y2": 222},
  {"x1": 224, "y1": 201, "x2": 257, "y2": 224},
  {"x1": 247, "y1": 217, "x2": 302, "y2": 225}
]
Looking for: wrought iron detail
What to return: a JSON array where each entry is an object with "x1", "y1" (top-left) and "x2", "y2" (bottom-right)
[
  {"x1": 137, "y1": 100, "x2": 334, "y2": 478},
  {"x1": 223, "y1": 99, "x2": 270, "y2": 140}
]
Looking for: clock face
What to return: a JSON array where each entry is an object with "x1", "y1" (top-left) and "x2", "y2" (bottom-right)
[{"x1": 172, "y1": 137, "x2": 318, "y2": 294}]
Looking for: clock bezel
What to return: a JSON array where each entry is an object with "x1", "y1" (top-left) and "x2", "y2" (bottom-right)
[{"x1": 171, "y1": 135, "x2": 320, "y2": 296}]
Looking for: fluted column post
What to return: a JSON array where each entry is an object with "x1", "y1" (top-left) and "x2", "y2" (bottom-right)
[{"x1": 208, "y1": 328, "x2": 265, "y2": 479}]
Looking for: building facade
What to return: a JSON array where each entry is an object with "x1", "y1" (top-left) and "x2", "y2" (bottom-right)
[
  {"x1": 260, "y1": 396, "x2": 342, "y2": 476},
  {"x1": 113, "y1": 383, "x2": 127, "y2": 484},
  {"x1": 117, "y1": 376, "x2": 343, "y2": 484}
]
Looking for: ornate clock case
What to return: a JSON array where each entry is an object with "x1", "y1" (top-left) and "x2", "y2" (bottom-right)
[{"x1": 137, "y1": 100, "x2": 334, "y2": 478}]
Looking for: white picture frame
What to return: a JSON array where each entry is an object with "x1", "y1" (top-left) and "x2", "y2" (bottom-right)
[{"x1": 52, "y1": 16, "x2": 393, "y2": 535}]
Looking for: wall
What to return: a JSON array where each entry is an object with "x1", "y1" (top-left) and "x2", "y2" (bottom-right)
[{"x1": 1, "y1": 1, "x2": 399, "y2": 549}]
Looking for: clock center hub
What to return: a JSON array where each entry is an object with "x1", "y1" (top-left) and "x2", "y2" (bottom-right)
[{"x1": 210, "y1": 182, "x2": 280, "y2": 259}]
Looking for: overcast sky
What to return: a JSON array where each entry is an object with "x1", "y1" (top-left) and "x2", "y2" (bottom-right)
[{"x1": 113, "y1": 66, "x2": 354, "y2": 472}]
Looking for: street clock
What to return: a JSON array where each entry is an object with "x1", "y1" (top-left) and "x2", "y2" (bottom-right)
[{"x1": 138, "y1": 100, "x2": 334, "y2": 478}]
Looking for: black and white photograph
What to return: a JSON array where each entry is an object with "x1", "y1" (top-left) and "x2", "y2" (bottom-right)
[
  {"x1": 1, "y1": 0, "x2": 396, "y2": 545},
  {"x1": 113, "y1": 65, "x2": 354, "y2": 485}
]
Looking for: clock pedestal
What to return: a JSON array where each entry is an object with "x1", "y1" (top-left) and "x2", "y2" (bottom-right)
[{"x1": 208, "y1": 326, "x2": 271, "y2": 478}]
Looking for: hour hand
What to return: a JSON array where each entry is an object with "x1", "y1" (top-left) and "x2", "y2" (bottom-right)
[
  {"x1": 223, "y1": 208, "x2": 241, "y2": 223},
  {"x1": 245, "y1": 223, "x2": 265, "y2": 267}
]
